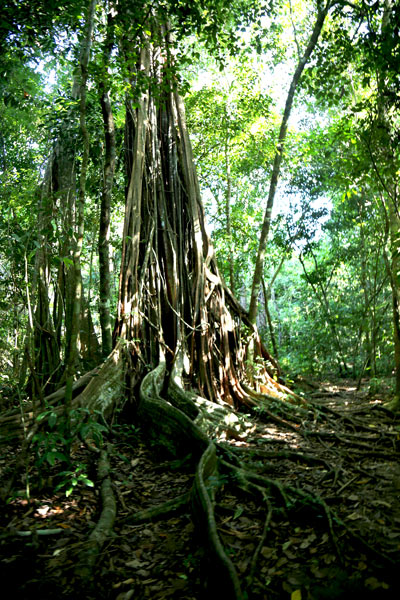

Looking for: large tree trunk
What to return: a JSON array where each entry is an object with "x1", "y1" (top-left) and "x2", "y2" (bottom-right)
[
  {"x1": 110, "y1": 31, "x2": 286, "y2": 411},
  {"x1": 64, "y1": 0, "x2": 96, "y2": 412}
]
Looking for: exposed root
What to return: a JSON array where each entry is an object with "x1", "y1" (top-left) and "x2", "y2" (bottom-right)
[
  {"x1": 4, "y1": 358, "x2": 399, "y2": 597},
  {"x1": 192, "y1": 442, "x2": 243, "y2": 599},
  {"x1": 247, "y1": 496, "x2": 273, "y2": 586},
  {"x1": 75, "y1": 444, "x2": 117, "y2": 583},
  {"x1": 121, "y1": 491, "x2": 191, "y2": 525}
]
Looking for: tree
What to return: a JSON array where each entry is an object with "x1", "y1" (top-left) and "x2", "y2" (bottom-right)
[
  {"x1": 186, "y1": 55, "x2": 276, "y2": 297},
  {"x1": 3, "y1": 3, "x2": 400, "y2": 597},
  {"x1": 248, "y1": 0, "x2": 334, "y2": 326}
]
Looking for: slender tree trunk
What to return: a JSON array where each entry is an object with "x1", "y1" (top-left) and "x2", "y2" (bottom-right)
[
  {"x1": 298, "y1": 252, "x2": 349, "y2": 375},
  {"x1": 64, "y1": 0, "x2": 96, "y2": 409},
  {"x1": 261, "y1": 255, "x2": 285, "y2": 359},
  {"x1": 387, "y1": 203, "x2": 400, "y2": 397},
  {"x1": 248, "y1": 1, "x2": 331, "y2": 325},
  {"x1": 223, "y1": 118, "x2": 235, "y2": 291},
  {"x1": 357, "y1": 194, "x2": 374, "y2": 377},
  {"x1": 33, "y1": 167, "x2": 60, "y2": 396},
  {"x1": 372, "y1": 0, "x2": 400, "y2": 405},
  {"x1": 98, "y1": 12, "x2": 116, "y2": 358}
]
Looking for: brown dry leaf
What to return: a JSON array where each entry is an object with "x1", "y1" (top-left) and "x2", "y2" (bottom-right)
[
  {"x1": 311, "y1": 565, "x2": 329, "y2": 579},
  {"x1": 137, "y1": 569, "x2": 150, "y2": 577},
  {"x1": 347, "y1": 511, "x2": 363, "y2": 521},
  {"x1": 237, "y1": 560, "x2": 249, "y2": 574},
  {"x1": 276, "y1": 557, "x2": 288, "y2": 568},
  {"x1": 116, "y1": 591, "x2": 134, "y2": 600},
  {"x1": 169, "y1": 578, "x2": 187, "y2": 590},
  {"x1": 261, "y1": 546, "x2": 275, "y2": 559},
  {"x1": 288, "y1": 574, "x2": 303, "y2": 586},
  {"x1": 113, "y1": 578, "x2": 135, "y2": 588},
  {"x1": 126, "y1": 559, "x2": 145, "y2": 569}
]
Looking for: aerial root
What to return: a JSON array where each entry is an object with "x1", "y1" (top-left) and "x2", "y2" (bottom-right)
[{"x1": 192, "y1": 442, "x2": 243, "y2": 600}]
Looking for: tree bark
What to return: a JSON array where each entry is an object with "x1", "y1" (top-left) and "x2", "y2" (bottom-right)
[{"x1": 98, "y1": 11, "x2": 116, "y2": 358}]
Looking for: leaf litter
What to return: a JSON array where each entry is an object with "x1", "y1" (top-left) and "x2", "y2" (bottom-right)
[{"x1": 0, "y1": 378, "x2": 400, "y2": 599}]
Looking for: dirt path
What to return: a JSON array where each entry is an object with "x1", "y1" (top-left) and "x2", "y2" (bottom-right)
[{"x1": 1, "y1": 381, "x2": 399, "y2": 599}]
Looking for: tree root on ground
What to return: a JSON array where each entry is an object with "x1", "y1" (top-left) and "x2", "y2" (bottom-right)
[
  {"x1": 121, "y1": 491, "x2": 191, "y2": 525},
  {"x1": 2, "y1": 361, "x2": 400, "y2": 598},
  {"x1": 75, "y1": 444, "x2": 116, "y2": 584}
]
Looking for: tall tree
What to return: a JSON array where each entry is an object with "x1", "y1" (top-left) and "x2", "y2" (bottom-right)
[
  {"x1": 98, "y1": 6, "x2": 116, "y2": 358},
  {"x1": 248, "y1": 0, "x2": 333, "y2": 326}
]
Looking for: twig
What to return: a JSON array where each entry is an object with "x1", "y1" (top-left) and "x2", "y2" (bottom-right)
[{"x1": 248, "y1": 495, "x2": 273, "y2": 585}]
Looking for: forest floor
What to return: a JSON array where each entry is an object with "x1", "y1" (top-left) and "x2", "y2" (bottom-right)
[{"x1": 1, "y1": 378, "x2": 400, "y2": 600}]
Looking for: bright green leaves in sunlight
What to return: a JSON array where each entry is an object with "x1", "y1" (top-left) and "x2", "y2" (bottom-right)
[{"x1": 186, "y1": 53, "x2": 278, "y2": 295}]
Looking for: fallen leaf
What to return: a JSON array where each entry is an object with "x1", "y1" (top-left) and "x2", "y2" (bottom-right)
[
  {"x1": 261, "y1": 546, "x2": 274, "y2": 559},
  {"x1": 113, "y1": 579, "x2": 135, "y2": 588},
  {"x1": 291, "y1": 590, "x2": 302, "y2": 600},
  {"x1": 276, "y1": 557, "x2": 288, "y2": 568},
  {"x1": 282, "y1": 581, "x2": 292, "y2": 594},
  {"x1": 126, "y1": 559, "x2": 144, "y2": 568},
  {"x1": 322, "y1": 554, "x2": 336, "y2": 565},
  {"x1": 282, "y1": 540, "x2": 291, "y2": 551},
  {"x1": 137, "y1": 569, "x2": 150, "y2": 577},
  {"x1": 347, "y1": 511, "x2": 362, "y2": 521},
  {"x1": 288, "y1": 574, "x2": 303, "y2": 586},
  {"x1": 116, "y1": 590, "x2": 134, "y2": 600},
  {"x1": 365, "y1": 577, "x2": 389, "y2": 590}
]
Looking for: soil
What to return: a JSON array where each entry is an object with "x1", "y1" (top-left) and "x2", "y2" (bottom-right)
[{"x1": 1, "y1": 379, "x2": 400, "y2": 600}]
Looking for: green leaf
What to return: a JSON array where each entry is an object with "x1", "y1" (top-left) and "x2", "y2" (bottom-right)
[
  {"x1": 48, "y1": 412, "x2": 57, "y2": 428},
  {"x1": 46, "y1": 452, "x2": 56, "y2": 466},
  {"x1": 233, "y1": 506, "x2": 244, "y2": 519}
]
